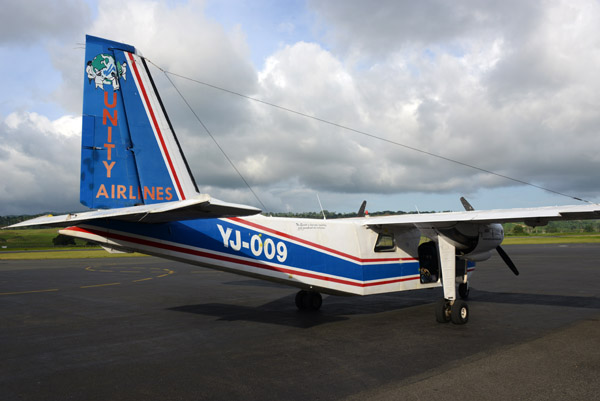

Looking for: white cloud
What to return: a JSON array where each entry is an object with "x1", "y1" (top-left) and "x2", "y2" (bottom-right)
[
  {"x1": 0, "y1": 112, "x2": 81, "y2": 214},
  {"x1": 0, "y1": 0, "x2": 90, "y2": 45},
  {"x1": 299, "y1": 0, "x2": 600, "y2": 203},
  {"x1": 1, "y1": 0, "x2": 600, "y2": 215}
]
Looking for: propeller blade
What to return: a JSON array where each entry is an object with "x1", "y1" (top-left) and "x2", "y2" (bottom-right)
[
  {"x1": 496, "y1": 245, "x2": 519, "y2": 275},
  {"x1": 357, "y1": 200, "x2": 367, "y2": 217},
  {"x1": 460, "y1": 197, "x2": 475, "y2": 211}
]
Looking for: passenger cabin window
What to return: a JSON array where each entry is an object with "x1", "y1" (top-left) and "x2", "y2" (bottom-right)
[{"x1": 374, "y1": 233, "x2": 396, "y2": 252}]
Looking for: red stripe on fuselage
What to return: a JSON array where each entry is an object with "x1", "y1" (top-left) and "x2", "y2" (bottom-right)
[
  {"x1": 126, "y1": 52, "x2": 185, "y2": 200},
  {"x1": 64, "y1": 226, "x2": 419, "y2": 288},
  {"x1": 228, "y1": 217, "x2": 417, "y2": 264}
]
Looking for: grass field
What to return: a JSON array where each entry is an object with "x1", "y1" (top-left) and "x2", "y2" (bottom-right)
[
  {"x1": 502, "y1": 235, "x2": 600, "y2": 245},
  {"x1": 0, "y1": 228, "x2": 70, "y2": 249},
  {"x1": 0, "y1": 228, "x2": 92, "y2": 251},
  {"x1": 0, "y1": 250, "x2": 147, "y2": 260},
  {"x1": 0, "y1": 228, "x2": 148, "y2": 259}
]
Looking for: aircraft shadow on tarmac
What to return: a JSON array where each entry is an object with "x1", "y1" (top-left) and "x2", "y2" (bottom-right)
[
  {"x1": 471, "y1": 290, "x2": 600, "y2": 309},
  {"x1": 167, "y1": 289, "x2": 442, "y2": 328},
  {"x1": 168, "y1": 296, "x2": 348, "y2": 328},
  {"x1": 168, "y1": 285, "x2": 599, "y2": 328}
]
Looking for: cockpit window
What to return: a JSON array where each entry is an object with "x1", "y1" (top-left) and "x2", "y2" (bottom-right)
[{"x1": 374, "y1": 233, "x2": 396, "y2": 252}]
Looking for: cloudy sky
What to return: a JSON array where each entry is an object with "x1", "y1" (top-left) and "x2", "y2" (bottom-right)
[{"x1": 1, "y1": 0, "x2": 599, "y2": 215}]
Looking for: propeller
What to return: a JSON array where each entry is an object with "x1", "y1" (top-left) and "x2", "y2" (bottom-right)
[
  {"x1": 496, "y1": 245, "x2": 519, "y2": 275},
  {"x1": 460, "y1": 196, "x2": 519, "y2": 276}
]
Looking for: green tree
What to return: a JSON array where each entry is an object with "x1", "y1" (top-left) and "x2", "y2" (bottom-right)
[{"x1": 512, "y1": 225, "x2": 525, "y2": 235}]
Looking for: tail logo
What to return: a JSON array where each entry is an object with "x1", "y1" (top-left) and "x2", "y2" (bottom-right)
[{"x1": 86, "y1": 54, "x2": 127, "y2": 91}]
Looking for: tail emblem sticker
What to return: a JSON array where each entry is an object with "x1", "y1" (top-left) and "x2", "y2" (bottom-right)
[{"x1": 86, "y1": 54, "x2": 127, "y2": 91}]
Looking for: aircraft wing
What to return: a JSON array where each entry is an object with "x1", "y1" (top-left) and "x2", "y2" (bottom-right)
[
  {"x1": 5, "y1": 195, "x2": 261, "y2": 229},
  {"x1": 362, "y1": 203, "x2": 600, "y2": 227}
]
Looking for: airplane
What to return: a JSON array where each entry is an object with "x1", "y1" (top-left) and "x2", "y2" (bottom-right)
[{"x1": 7, "y1": 35, "x2": 600, "y2": 325}]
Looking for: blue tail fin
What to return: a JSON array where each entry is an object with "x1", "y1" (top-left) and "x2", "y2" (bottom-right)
[{"x1": 81, "y1": 35, "x2": 198, "y2": 209}]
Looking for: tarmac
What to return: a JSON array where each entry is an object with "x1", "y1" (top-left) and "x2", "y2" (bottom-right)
[{"x1": 1, "y1": 244, "x2": 599, "y2": 400}]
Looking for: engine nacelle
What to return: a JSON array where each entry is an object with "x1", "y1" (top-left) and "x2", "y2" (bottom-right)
[{"x1": 437, "y1": 222, "x2": 504, "y2": 262}]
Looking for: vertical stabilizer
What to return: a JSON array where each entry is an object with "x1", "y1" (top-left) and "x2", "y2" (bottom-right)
[{"x1": 81, "y1": 35, "x2": 198, "y2": 209}]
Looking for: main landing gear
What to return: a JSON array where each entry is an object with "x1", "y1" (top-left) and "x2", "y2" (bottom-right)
[
  {"x1": 435, "y1": 280, "x2": 470, "y2": 325},
  {"x1": 295, "y1": 290, "x2": 322, "y2": 311},
  {"x1": 435, "y1": 235, "x2": 470, "y2": 325},
  {"x1": 435, "y1": 298, "x2": 469, "y2": 325}
]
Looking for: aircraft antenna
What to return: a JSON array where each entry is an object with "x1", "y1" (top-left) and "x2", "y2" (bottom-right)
[
  {"x1": 149, "y1": 62, "x2": 592, "y2": 205},
  {"x1": 316, "y1": 194, "x2": 326, "y2": 220}
]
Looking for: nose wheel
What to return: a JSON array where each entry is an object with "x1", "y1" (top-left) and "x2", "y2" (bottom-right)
[{"x1": 295, "y1": 290, "x2": 322, "y2": 311}]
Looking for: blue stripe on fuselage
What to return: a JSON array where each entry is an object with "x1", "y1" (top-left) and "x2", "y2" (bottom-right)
[{"x1": 85, "y1": 218, "x2": 420, "y2": 283}]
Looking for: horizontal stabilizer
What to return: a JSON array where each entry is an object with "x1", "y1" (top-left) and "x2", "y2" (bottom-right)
[{"x1": 5, "y1": 195, "x2": 261, "y2": 229}]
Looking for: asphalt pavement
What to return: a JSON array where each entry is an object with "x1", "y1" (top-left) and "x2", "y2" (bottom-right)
[{"x1": 1, "y1": 244, "x2": 599, "y2": 400}]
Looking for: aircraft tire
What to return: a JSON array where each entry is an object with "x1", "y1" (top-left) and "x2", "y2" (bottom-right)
[
  {"x1": 295, "y1": 290, "x2": 308, "y2": 310},
  {"x1": 458, "y1": 283, "x2": 470, "y2": 299},
  {"x1": 435, "y1": 299, "x2": 451, "y2": 323},
  {"x1": 451, "y1": 300, "x2": 469, "y2": 325},
  {"x1": 307, "y1": 292, "x2": 322, "y2": 311},
  {"x1": 303, "y1": 291, "x2": 322, "y2": 311},
  {"x1": 295, "y1": 291, "x2": 322, "y2": 311}
]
